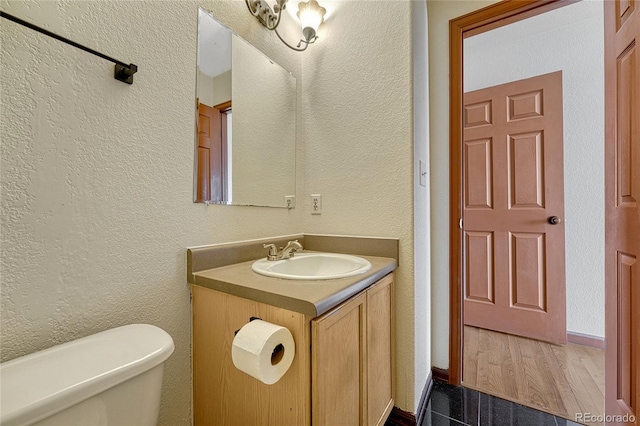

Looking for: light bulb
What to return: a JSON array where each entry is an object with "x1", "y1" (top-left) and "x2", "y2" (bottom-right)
[{"x1": 297, "y1": 0, "x2": 326, "y2": 41}]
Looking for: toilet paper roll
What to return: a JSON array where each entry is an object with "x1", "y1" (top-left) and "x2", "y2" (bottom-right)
[{"x1": 231, "y1": 319, "x2": 295, "y2": 385}]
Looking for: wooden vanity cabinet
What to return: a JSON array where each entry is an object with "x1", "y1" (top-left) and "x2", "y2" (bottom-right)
[
  {"x1": 191, "y1": 273, "x2": 394, "y2": 426},
  {"x1": 311, "y1": 273, "x2": 395, "y2": 426},
  {"x1": 191, "y1": 285, "x2": 312, "y2": 426}
]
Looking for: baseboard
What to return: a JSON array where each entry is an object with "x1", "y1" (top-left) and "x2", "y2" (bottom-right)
[
  {"x1": 432, "y1": 367, "x2": 449, "y2": 383},
  {"x1": 386, "y1": 371, "x2": 434, "y2": 426},
  {"x1": 567, "y1": 331, "x2": 605, "y2": 349},
  {"x1": 387, "y1": 407, "x2": 416, "y2": 426}
]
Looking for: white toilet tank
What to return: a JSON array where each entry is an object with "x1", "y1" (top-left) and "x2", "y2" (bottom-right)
[{"x1": 0, "y1": 324, "x2": 175, "y2": 426}]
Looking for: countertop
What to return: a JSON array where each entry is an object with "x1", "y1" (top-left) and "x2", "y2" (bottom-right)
[{"x1": 190, "y1": 253, "x2": 397, "y2": 317}]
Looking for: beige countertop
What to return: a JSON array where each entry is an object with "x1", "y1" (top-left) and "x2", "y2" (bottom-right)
[{"x1": 191, "y1": 254, "x2": 397, "y2": 317}]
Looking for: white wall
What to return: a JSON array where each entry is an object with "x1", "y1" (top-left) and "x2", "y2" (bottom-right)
[
  {"x1": 427, "y1": 0, "x2": 500, "y2": 370},
  {"x1": 464, "y1": 1, "x2": 605, "y2": 338},
  {"x1": 212, "y1": 70, "x2": 232, "y2": 106},
  {"x1": 301, "y1": 0, "x2": 425, "y2": 412},
  {"x1": 197, "y1": 68, "x2": 214, "y2": 106},
  {"x1": 0, "y1": 1, "x2": 303, "y2": 425},
  {"x1": 196, "y1": 68, "x2": 232, "y2": 108}
]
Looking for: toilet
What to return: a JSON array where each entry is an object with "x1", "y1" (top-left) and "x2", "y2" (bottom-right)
[{"x1": 0, "y1": 324, "x2": 174, "y2": 426}]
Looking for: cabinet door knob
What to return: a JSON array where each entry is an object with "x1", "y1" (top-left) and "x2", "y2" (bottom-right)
[{"x1": 548, "y1": 216, "x2": 561, "y2": 225}]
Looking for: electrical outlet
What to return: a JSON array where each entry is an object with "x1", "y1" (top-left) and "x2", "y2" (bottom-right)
[
  {"x1": 285, "y1": 195, "x2": 296, "y2": 209},
  {"x1": 311, "y1": 194, "x2": 322, "y2": 215}
]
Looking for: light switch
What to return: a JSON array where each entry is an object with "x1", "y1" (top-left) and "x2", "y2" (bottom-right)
[{"x1": 419, "y1": 160, "x2": 427, "y2": 187}]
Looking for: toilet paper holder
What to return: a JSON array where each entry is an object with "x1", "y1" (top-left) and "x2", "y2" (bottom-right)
[
  {"x1": 234, "y1": 317, "x2": 262, "y2": 335},
  {"x1": 233, "y1": 317, "x2": 286, "y2": 365}
]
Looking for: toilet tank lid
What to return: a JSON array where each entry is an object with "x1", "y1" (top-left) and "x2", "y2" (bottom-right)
[{"x1": 0, "y1": 324, "x2": 175, "y2": 426}]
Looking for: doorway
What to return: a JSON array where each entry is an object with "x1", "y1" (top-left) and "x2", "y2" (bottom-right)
[{"x1": 450, "y1": 0, "x2": 606, "y2": 422}]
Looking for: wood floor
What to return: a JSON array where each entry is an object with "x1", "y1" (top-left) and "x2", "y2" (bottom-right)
[{"x1": 463, "y1": 326, "x2": 605, "y2": 425}]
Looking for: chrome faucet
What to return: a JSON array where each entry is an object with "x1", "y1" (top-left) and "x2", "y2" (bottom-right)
[
  {"x1": 280, "y1": 240, "x2": 303, "y2": 259},
  {"x1": 262, "y1": 240, "x2": 303, "y2": 261}
]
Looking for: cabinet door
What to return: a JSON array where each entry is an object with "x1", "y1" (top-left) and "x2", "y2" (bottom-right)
[
  {"x1": 192, "y1": 285, "x2": 311, "y2": 426},
  {"x1": 312, "y1": 292, "x2": 367, "y2": 426},
  {"x1": 366, "y1": 274, "x2": 394, "y2": 426}
]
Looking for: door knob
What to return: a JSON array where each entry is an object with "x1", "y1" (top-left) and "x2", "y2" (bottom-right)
[{"x1": 548, "y1": 216, "x2": 561, "y2": 225}]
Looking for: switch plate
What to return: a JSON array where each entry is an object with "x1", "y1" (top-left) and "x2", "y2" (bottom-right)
[
  {"x1": 419, "y1": 160, "x2": 427, "y2": 187},
  {"x1": 285, "y1": 195, "x2": 296, "y2": 209},
  {"x1": 311, "y1": 194, "x2": 322, "y2": 215}
]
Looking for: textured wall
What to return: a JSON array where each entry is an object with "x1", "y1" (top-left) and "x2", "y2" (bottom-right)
[
  {"x1": 301, "y1": 0, "x2": 420, "y2": 411},
  {"x1": 427, "y1": 0, "x2": 500, "y2": 369},
  {"x1": 464, "y1": 1, "x2": 605, "y2": 338},
  {"x1": 0, "y1": 1, "x2": 302, "y2": 425}
]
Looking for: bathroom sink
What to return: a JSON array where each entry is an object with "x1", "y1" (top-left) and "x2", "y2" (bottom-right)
[{"x1": 251, "y1": 252, "x2": 372, "y2": 280}]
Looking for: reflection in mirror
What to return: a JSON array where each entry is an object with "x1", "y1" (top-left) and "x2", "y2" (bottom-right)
[{"x1": 195, "y1": 8, "x2": 296, "y2": 207}]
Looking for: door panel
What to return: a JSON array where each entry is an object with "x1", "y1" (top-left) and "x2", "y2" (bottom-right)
[
  {"x1": 509, "y1": 232, "x2": 546, "y2": 312},
  {"x1": 617, "y1": 0, "x2": 635, "y2": 29},
  {"x1": 605, "y1": 1, "x2": 639, "y2": 424},
  {"x1": 465, "y1": 101, "x2": 492, "y2": 127},
  {"x1": 617, "y1": 44, "x2": 636, "y2": 207},
  {"x1": 196, "y1": 147, "x2": 210, "y2": 201},
  {"x1": 508, "y1": 131, "x2": 544, "y2": 209},
  {"x1": 507, "y1": 90, "x2": 543, "y2": 121},
  {"x1": 464, "y1": 71, "x2": 566, "y2": 345},
  {"x1": 616, "y1": 253, "x2": 635, "y2": 410},
  {"x1": 465, "y1": 231, "x2": 495, "y2": 303},
  {"x1": 312, "y1": 293, "x2": 366, "y2": 426},
  {"x1": 465, "y1": 138, "x2": 493, "y2": 209}
]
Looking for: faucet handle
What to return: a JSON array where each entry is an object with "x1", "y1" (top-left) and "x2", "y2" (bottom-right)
[{"x1": 263, "y1": 243, "x2": 278, "y2": 260}]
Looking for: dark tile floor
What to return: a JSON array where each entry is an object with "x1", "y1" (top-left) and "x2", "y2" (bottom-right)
[{"x1": 420, "y1": 381, "x2": 584, "y2": 426}]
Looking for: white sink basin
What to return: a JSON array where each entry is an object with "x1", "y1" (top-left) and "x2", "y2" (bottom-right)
[{"x1": 251, "y1": 252, "x2": 372, "y2": 280}]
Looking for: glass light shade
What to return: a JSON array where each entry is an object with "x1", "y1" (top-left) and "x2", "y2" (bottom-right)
[{"x1": 297, "y1": 0, "x2": 326, "y2": 34}]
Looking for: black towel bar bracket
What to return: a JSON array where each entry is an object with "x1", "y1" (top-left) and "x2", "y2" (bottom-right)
[{"x1": 1, "y1": 11, "x2": 138, "y2": 84}]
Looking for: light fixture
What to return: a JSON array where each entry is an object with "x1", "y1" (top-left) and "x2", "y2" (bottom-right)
[{"x1": 245, "y1": 0, "x2": 326, "y2": 52}]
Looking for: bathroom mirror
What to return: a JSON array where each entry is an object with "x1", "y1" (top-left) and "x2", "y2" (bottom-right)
[{"x1": 195, "y1": 8, "x2": 296, "y2": 207}]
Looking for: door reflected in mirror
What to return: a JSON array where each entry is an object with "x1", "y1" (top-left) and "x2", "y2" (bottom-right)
[{"x1": 195, "y1": 8, "x2": 296, "y2": 207}]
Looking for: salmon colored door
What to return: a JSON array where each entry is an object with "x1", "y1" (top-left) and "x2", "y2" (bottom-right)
[
  {"x1": 463, "y1": 71, "x2": 567, "y2": 345},
  {"x1": 195, "y1": 102, "x2": 223, "y2": 203},
  {"x1": 605, "y1": 1, "x2": 639, "y2": 425}
]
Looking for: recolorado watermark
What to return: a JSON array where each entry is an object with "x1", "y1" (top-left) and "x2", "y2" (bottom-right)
[{"x1": 575, "y1": 413, "x2": 636, "y2": 423}]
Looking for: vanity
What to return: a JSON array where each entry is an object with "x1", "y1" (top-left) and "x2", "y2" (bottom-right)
[{"x1": 187, "y1": 234, "x2": 398, "y2": 426}]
